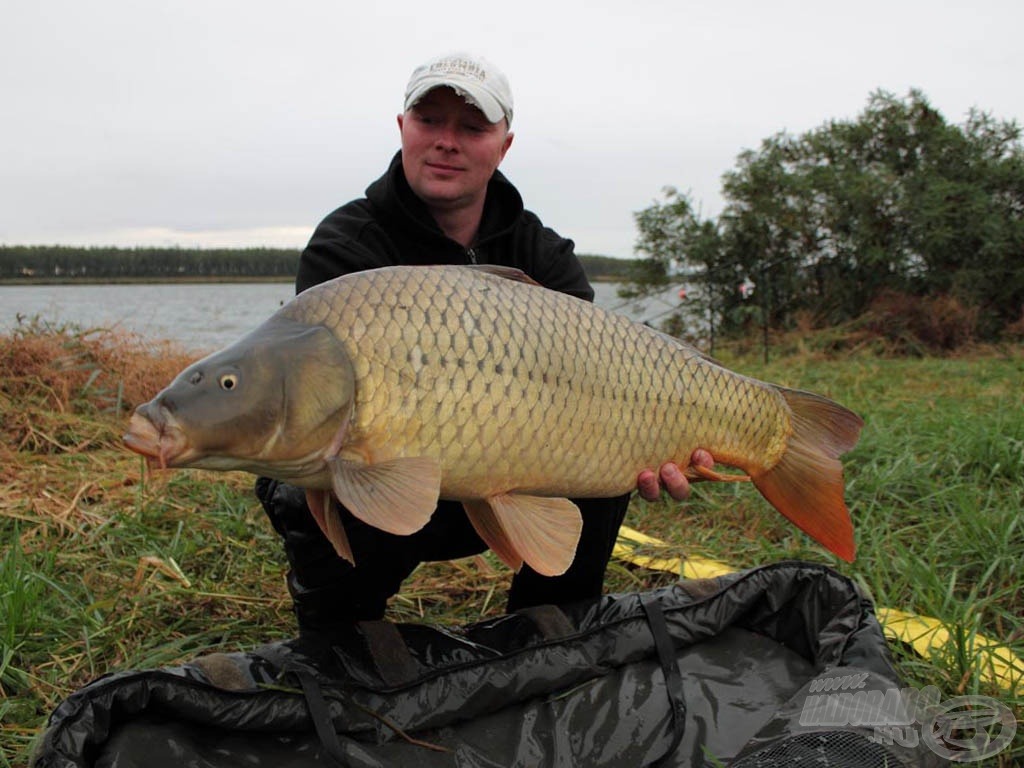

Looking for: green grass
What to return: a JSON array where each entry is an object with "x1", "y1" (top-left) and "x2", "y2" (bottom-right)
[
  {"x1": 608, "y1": 350, "x2": 1023, "y2": 765},
  {"x1": 1, "y1": 330, "x2": 1022, "y2": 766}
]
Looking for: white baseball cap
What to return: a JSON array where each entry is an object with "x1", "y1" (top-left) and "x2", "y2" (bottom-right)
[{"x1": 404, "y1": 52, "x2": 514, "y2": 126}]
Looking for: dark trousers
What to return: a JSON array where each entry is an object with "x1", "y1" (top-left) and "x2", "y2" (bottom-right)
[{"x1": 256, "y1": 478, "x2": 631, "y2": 628}]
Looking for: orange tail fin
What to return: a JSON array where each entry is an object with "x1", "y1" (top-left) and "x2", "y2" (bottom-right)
[{"x1": 752, "y1": 388, "x2": 863, "y2": 562}]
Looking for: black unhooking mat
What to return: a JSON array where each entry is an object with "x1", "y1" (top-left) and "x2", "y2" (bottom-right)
[{"x1": 32, "y1": 562, "x2": 941, "y2": 767}]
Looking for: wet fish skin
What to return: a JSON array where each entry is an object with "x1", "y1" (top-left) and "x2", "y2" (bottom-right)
[
  {"x1": 125, "y1": 316, "x2": 355, "y2": 484},
  {"x1": 125, "y1": 265, "x2": 863, "y2": 575}
]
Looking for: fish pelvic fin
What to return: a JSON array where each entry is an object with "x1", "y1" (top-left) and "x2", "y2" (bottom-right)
[
  {"x1": 471, "y1": 494, "x2": 582, "y2": 577},
  {"x1": 463, "y1": 500, "x2": 525, "y2": 573},
  {"x1": 328, "y1": 456, "x2": 441, "y2": 536},
  {"x1": 753, "y1": 388, "x2": 864, "y2": 562},
  {"x1": 305, "y1": 489, "x2": 354, "y2": 564}
]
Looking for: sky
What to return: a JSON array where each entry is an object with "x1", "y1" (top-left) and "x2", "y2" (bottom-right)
[{"x1": 2, "y1": 0, "x2": 1022, "y2": 259}]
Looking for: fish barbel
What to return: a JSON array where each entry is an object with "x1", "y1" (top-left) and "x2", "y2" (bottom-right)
[{"x1": 124, "y1": 265, "x2": 863, "y2": 575}]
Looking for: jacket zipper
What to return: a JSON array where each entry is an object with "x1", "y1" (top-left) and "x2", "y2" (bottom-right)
[{"x1": 466, "y1": 248, "x2": 478, "y2": 264}]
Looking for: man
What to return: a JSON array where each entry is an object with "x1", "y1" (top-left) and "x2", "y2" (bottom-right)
[{"x1": 257, "y1": 52, "x2": 711, "y2": 630}]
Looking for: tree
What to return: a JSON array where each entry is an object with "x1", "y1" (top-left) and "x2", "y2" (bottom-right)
[
  {"x1": 623, "y1": 187, "x2": 726, "y2": 343},
  {"x1": 629, "y1": 90, "x2": 1024, "y2": 341}
]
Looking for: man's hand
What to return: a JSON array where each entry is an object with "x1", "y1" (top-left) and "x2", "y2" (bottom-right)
[{"x1": 637, "y1": 449, "x2": 715, "y2": 502}]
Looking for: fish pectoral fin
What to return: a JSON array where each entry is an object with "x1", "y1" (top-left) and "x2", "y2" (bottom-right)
[
  {"x1": 685, "y1": 464, "x2": 752, "y2": 483},
  {"x1": 485, "y1": 494, "x2": 582, "y2": 577},
  {"x1": 463, "y1": 500, "x2": 525, "y2": 573},
  {"x1": 328, "y1": 456, "x2": 441, "y2": 536},
  {"x1": 305, "y1": 489, "x2": 355, "y2": 564}
]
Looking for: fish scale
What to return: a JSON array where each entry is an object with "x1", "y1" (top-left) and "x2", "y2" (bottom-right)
[
  {"x1": 125, "y1": 264, "x2": 863, "y2": 574},
  {"x1": 279, "y1": 266, "x2": 788, "y2": 497}
]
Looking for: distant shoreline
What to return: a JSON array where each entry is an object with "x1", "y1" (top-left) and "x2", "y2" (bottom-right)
[
  {"x1": 0, "y1": 276, "x2": 295, "y2": 286},
  {"x1": 1, "y1": 274, "x2": 625, "y2": 286},
  {"x1": 0, "y1": 247, "x2": 635, "y2": 285}
]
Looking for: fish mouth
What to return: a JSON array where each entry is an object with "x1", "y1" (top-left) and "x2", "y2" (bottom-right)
[{"x1": 123, "y1": 409, "x2": 189, "y2": 469}]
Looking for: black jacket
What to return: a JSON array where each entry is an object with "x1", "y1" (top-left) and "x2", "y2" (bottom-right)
[
  {"x1": 296, "y1": 152, "x2": 594, "y2": 301},
  {"x1": 258, "y1": 153, "x2": 628, "y2": 623}
]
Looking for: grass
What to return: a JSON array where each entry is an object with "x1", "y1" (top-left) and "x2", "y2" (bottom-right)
[{"x1": 1, "y1": 323, "x2": 1021, "y2": 766}]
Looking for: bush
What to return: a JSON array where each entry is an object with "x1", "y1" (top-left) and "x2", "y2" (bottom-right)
[{"x1": 855, "y1": 290, "x2": 980, "y2": 354}]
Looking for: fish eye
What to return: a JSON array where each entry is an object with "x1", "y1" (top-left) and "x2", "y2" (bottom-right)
[{"x1": 219, "y1": 373, "x2": 239, "y2": 391}]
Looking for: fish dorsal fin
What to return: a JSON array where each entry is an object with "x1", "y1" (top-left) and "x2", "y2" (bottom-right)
[
  {"x1": 465, "y1": 264, "x2": 543, "y2": 287},
  {"x1": 650, "y1": 328, "x2": 721, "y2": 365},
  {"x1": 484, "y1": 494, "x2": 582, "y2": 576},
  {"x1": 305, "y1": 489, "x2": 354, "y2": 564},
  {"x1": 327, "y1": 456, "x2": 441, "y2": 536},
  {"x1": 463, "y1": 500, "x2": 525, "y2": 572}
]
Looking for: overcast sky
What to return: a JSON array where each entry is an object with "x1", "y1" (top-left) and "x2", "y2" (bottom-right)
[{"x1": 2, "y1": 1, "x2": 1021, "y2": 258}]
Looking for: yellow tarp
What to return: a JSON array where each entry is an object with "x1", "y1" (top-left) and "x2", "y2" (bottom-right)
[{"x1": 613, "y1": 525, "x2": 1022, "y2": 695}]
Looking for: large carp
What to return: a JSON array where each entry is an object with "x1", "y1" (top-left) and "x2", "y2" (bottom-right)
[{"x1": 124, "y1": 265, "x2": 863, "y2": 575}]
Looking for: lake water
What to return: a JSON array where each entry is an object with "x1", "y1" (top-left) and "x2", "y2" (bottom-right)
[{"x1": 1, "y1": 281, "x2": 684, "y2": 351}]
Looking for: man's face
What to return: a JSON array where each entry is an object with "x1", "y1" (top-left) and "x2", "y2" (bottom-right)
[{"x1": 398, "y1": 87, "x2": 513, "y2": 214}]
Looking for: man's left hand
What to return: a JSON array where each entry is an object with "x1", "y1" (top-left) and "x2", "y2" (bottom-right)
[{"x1": 636, "y1": 449, "x2": 715, "y2": 502}]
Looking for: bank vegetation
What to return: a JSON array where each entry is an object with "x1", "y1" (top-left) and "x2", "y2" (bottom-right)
[{"x1": 1, "y1": 322, "x2": 1021, "y2": 765}]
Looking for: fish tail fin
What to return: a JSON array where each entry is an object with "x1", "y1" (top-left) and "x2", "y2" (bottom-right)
[{"x1": 752, "y1": 388, "x2": 863, "y2": 562}]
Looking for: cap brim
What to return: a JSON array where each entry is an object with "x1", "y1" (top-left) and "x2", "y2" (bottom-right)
[{"x1": 405, "y1": 79, "x2": 506, "y2": 124}]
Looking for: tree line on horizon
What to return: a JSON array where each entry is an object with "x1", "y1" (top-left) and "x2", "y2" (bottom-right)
[
  {"x1": 0, "y1": 246, "x2": 300, "y2": 281},
  {"x1": 0, "y1": 246, "x2": 633, "y2": 283},
  {"x1": 624, "y1": 89, "x2": 1024, "y2": 346}
]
